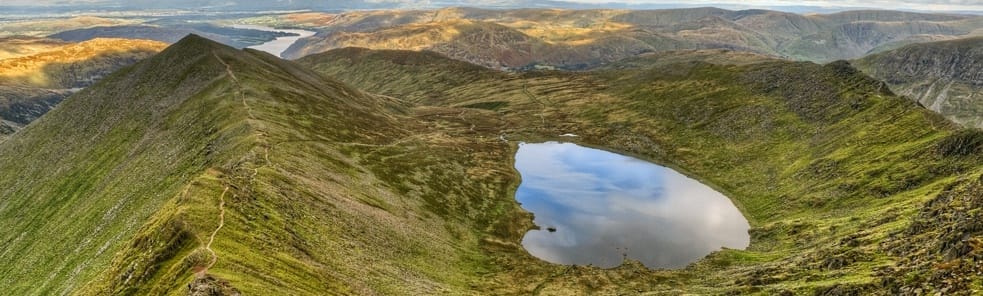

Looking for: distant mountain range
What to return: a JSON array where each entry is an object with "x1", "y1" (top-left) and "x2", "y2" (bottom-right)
[
  {"x1": 270, "y1": 7, "x2": 982, "y2": 68},
  {"x1": 3, "y1": 0, "x2": 981, "y2": 14},
  {"x1": 2, "y1": 33, "x2": 981, "y2": 295},
  {"x1": 0, "y1": 6, "x2": 981, "y2": 295},
  {"x1": 50, "y1": 24, "x2": 292, "y2": 49},
  {"x1": 1, "y1": 7, "x2": 979, "y2": 136}
]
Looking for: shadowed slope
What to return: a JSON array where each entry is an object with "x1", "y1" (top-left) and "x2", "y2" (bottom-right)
[
  {"x1": 855, "y1": 37, "x2": 983, "y2": 128},
  {"x1": 298, "y1": 47, "x2": 504, "y2": 105}
]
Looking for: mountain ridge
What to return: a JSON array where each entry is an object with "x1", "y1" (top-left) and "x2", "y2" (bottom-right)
[
  {"x1": 2, "y1": 33, "x2": 983, "y2": 294},
  {"x1": 0, "y1": 34, "x2": 521, "y2": 295},
  {"x1": 0, "y1": 34, "x2": 254, "y2": 294},
  {"x1": 854, "y1": 36, "x2": 983, "y2": 128},
  {"x1": 269, "y1": 7, "x2": 983, "y2": 67}
]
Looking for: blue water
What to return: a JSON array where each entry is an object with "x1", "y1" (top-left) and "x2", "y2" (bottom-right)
[{"x1": 514, "y1": 142, "x2": 750, "y2": 269}]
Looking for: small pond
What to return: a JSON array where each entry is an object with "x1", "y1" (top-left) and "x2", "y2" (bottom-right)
[{"x1": 514, "y1": 142, "x2": 750, "y2": 269}]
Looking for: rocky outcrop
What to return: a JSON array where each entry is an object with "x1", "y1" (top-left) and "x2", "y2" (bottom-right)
[{"x1": 188, "y1": 275, "x2": 240, "y2": 296}]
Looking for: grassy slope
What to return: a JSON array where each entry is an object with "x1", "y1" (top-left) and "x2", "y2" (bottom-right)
[
  {"x1": 2, "y1": 35, "x2": 981, "y2": 294},
  {"x1": 0, "y1": 36, "x2": 536, "y2": 295},
  {"x1": 300, "y1": 48, "x2": 983, "y2": 294},
  {"x1": 0, "y1": 35, "x2": 254, "y2": 295}
]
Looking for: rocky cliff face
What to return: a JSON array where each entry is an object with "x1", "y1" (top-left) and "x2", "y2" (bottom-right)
[{"x1": 855, "y1": 37, "x2": 983, "y2": 128}]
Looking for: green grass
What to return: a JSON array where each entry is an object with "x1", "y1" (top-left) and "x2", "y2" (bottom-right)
[
  {"x1": 0, "y1": 36, "x2": 253, "y2": 294},
  {"x1": 300, "y1": 48, "x2": 983, "y2": 294},
  {"x1": 2, "y1": 37, "x2": 982, "y2": 295}
]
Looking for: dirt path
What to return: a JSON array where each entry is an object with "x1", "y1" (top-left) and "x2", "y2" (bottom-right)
[
  {"x1": 199, "y1": 186, "x2": 229, "y2": 275},
  {"x1": 213, "y1": 52, "x2": 254, "y2": 119},
  {"x1": 457, "y1": 109, "x2": 476, "y2": 132},
  {"x1": 522, "y1": 83, "x2": 547, "y2": 127},
  {"x1": 194, "y1": 52, "x2": 251, "y2": 277},
  {"x1": 197, "y1": 51, "x2": 277, "y2": 278}
]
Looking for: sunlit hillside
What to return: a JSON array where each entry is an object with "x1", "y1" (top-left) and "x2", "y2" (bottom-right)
[
  {"x1": 0, "y1": 37, "x2": 165, "y2": 140},
  {"x1": 0, "y1": 36, "x2": 68, "y2": 60},
  {"x1": 0, "y1": 38, "x2": 166, "y2": 88},
  {"x1": 0, "y1": 3, "x2": 982, "y2": 295},
  {"x1": 231, "y1": 8, "x2": 983, "y2": 68}
]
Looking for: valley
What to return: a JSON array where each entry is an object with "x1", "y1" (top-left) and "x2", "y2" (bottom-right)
[
  {"x1": 0, "y1": 3, "x2": 981, "y2": 295},
  {"x1": 299, "y1": 47, "x2": 983, "y2": 294}
]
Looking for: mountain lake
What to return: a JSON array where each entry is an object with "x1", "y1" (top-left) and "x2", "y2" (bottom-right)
[
  {"x1": 230, "y1": 24, "x2": 315, "y2": 58},
  {"x1": 514, "y1": 142, "x2": 750, "y2": 268}
]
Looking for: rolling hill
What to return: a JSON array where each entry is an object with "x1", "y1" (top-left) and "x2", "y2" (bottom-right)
[
  {"x1": 854, "y1": 37, "x2": 983, "y2": 128},
  {"x1": 1, "y1": 33, "x2": 982, "y2": 294}
]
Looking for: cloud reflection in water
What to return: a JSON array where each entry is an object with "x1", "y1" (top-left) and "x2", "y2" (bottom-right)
[{"x1": 515, "y1": 142, "x2": 750, "y2": 269}]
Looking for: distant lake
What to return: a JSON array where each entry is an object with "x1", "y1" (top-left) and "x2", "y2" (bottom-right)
[
  {"x1": 514, "y1": 142, "x2": 750, "y2": 269},
  {"x1": 230, "y1": 24, "x2": 315, "y2": 58}
]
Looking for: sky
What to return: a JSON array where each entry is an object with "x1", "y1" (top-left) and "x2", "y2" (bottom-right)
[{"x1": 2, "y1": 0, "x2": 982, "y2": 12}]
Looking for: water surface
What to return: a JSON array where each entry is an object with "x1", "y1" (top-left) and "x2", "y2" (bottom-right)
[
  {"x1": 515, "y1": 142, "x2": 749, "y2": 268},
  {"x1": 230, "y1": 24, "x2": 315, "y2": 58}
]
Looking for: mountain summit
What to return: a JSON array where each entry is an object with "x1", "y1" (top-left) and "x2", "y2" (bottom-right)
[
  {"x1": 0, "y1": 34, "x2": 434, "y2": 294},
  {"x1": 2, "y1": 32, "x2": 983, "y2": 295}
]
